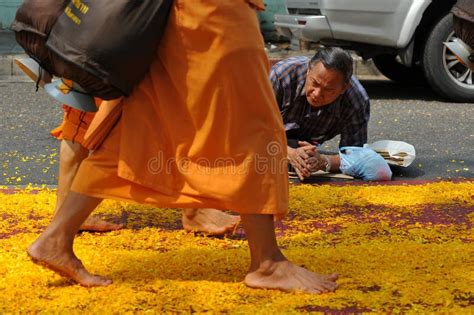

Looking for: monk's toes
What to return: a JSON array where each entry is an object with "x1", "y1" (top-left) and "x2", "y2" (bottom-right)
[
  {"x1": 27, "y1": 245, "x2": 37, "y2": 260},
  {"x1": 225, "y1": 223, "x2": 237, "y2": 231},
  {"x1": 306, "y1": 287, "x2": 323, "y2": 294},
  {"x1": 210, "y1": 226, "x2": 228, "y2": 235},
  {"x1": 218, "y1": 222, "x2": 238, "y2": 235},
  {"x1": 106, "y1": 223, "x2": 124, "y2": 231},
  {"x1": 80, "y1": 275, "x2": 113, "y2": 287},
  {"x1": 92, "y1": 275, "x2": 113, "y2": 286},
  {"x1": 323, "y1": 281, "x2": 338, "y2": 292},
  {"x1": 79, "y1": 221, "x2": 124, "y2": 232},
  {"x1": 327, "y1": 273, "x2": 339, "y2": 281}
]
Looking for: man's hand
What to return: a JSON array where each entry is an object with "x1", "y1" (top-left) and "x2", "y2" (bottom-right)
[
  {"x1": 297, "y1": 141, "x2": 327, "y2": 173},
  {"x1": 287, "y1": 141, "x2": 317, "y2": 180},
  {"x1": 297, "y1": 141, "x2": 317, "y2": 155}
]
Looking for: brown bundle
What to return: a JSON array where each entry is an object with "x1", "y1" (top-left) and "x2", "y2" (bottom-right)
[
  {"x1": 10, "y1": 0, "x2": 69, "y2": 76},
  {"x1": 11, "y1": 0, "x2": 173, "y2": 100}
]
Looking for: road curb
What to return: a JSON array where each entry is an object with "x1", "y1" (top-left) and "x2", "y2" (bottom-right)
[
  {"x1": 0, "y1": 52, "x2": 383, "y2": 82},
  {"x1": 267, "y1": 52, "x2": 382, "y2": 77},
  {"x1": 0, "y1": 54, "x2": 30, "y2": 82}
]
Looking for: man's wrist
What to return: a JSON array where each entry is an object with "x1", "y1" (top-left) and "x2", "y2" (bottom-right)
[{"x1": 321, "y1": 155, "x2": 331, "y2": 172}]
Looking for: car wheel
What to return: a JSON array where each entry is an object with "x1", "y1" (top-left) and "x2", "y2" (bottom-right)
[
  {"x1": 422, "y1": 13, "x2": 474, "y2": 102},
  {"x1": 373, "y1": 54, "x2": 425, "y2": 85}
]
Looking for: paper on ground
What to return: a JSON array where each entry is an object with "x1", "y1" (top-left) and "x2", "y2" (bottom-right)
[
  {"x1": 289, "y1": 171, "x2": 354, "y2": 180},
  {"x1": 364, "y1": 140, "x2": 416, "y2": 167}
]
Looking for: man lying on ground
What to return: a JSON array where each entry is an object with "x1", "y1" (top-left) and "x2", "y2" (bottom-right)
[{"x1": 270, "y1": 48, "x2": 372, "y2": 180}]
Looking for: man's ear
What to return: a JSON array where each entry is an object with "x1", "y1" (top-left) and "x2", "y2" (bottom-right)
[{"x1": 340, "y1": 81, "x2": 351, "y2": 94}]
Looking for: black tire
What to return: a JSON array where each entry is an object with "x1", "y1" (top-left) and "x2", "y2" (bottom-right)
[
  {"x1": 422, "y1": 13, "x2": 474, "y2": 102},
  {"x1": 373, "y1": 54, "x2": 425, "y2": 85}
]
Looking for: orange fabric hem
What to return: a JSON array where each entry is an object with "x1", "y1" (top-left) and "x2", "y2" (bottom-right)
[
  {"x1": 71, "y1": 145, "x2": 287, "y2": 216},
  {"x1": 72, "y1": 187, "x2": 287, "y2": 218}
]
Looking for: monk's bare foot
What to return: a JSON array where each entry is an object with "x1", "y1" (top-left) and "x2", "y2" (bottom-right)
[
  {"x1": 27, "y1": 236, "x2": 112, "y2": 287},
  {"x1": 245, "y1": 260, "x2": 338, "y2": 294},
  {"x1": 79, "y1": 215, "x2": 123, "y2": 232},
  {"x1": 182, "y1": 208, "x2": 240, "y2": 235}
]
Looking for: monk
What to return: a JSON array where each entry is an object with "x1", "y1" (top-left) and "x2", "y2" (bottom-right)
[
  {"x1": 28, "y1": 0, "x2": 338, "y2": 293},
  {"x1": 51, "y1": 105, "x2": 239, "y2": 234}
]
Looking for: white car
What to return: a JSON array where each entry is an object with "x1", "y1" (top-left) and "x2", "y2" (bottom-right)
[{"x1": 275, "y1": 0, "x2": 474, "y2": 102}]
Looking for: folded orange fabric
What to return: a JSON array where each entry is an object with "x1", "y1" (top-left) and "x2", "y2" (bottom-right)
[
  {"x1": 82, "y1": 98, "x2": 123, "y2": 150},
  {"x1": 50, "y1": 105, "x2": 96, "y2": 145}
]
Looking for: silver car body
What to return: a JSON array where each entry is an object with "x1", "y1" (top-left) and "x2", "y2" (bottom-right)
[{"x1": 275, "y1": 0, "x2": 432, "y2": 48}]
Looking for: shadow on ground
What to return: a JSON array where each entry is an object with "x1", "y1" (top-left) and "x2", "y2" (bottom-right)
[{"x1": 361, "y1": 80, "x2": 443, "y2": 102}]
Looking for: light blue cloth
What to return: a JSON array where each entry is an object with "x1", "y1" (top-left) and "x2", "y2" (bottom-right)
[{"x1": 339, "y1": 147, "x2": 392, "y2": 181}]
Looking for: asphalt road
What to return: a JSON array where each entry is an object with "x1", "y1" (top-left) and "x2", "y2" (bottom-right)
[{"x1": 0, "y1": 79, "x2": 472, "y2": 185}]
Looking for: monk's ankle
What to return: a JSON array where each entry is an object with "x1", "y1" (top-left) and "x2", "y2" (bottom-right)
[{"x1": 249, "y1": 252, "x2": 287, "y2": 273}]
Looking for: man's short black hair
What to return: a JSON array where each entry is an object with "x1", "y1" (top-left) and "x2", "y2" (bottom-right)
[{"x1": 310, "y1": 47, "x2": 353, "y2": 83}]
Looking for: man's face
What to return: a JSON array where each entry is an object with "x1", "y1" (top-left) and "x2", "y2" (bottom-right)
[{"x1": 305, "y1": 61, "x2": 350, "y2": 108}]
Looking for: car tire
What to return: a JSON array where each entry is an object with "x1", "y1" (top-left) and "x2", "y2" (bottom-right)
[
  {"x1": 373, "y1": 54, "x2": 425, "y2": 85},
  {"x1": 422, "y1": 13, "x2": 474, "y2": 102}
]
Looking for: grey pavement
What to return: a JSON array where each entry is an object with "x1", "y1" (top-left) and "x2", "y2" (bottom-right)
[
  {"x1": 0, "y1": 79, "x2": 472, "y2": 186},
  {"x1": 0, "y1": 30, "x2": 472, "y2": 184},
  {"x1": 0, "y1": 82, "x2": 61, "y2": 186}
]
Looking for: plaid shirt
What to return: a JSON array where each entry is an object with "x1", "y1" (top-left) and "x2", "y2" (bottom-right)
[{"x1": 270, "y1": 56, "x2": 370, "y2": 147}]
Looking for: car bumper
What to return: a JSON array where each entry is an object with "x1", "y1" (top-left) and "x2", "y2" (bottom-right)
[{"x1": 274, "y1": 14, "x2": 332, "y2": 42}]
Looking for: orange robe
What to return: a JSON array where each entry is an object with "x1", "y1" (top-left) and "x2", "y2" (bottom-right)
[
  {"x1": 50, "y1": 106, "x2": 96, "y2": 145},
  {"x1": 71, "y1": 0, "x2": 289, "y2": 215}
]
